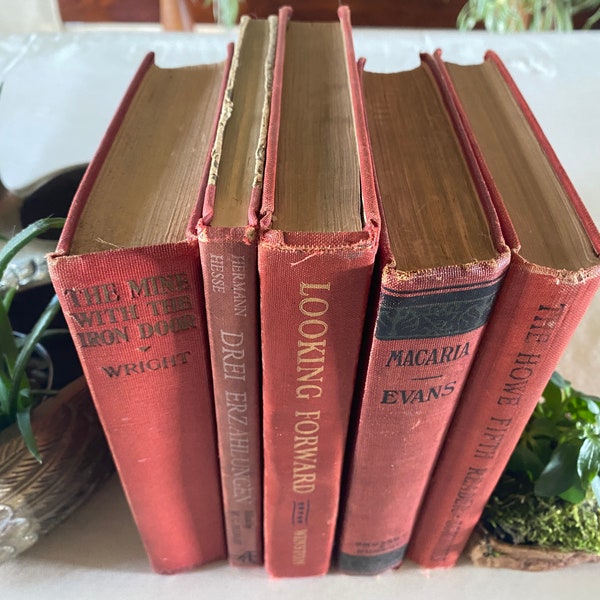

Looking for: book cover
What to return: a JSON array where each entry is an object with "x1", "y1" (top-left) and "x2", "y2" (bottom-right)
[
  {"x1": 47, "y1": 52, "x2": 231, "y2": 573},
  {"x1": 335, "y1": 54, "x2": 511, "y2": 575},
  {"x1": 197, "y1": 15, "x2": 277, "y2": 567},
  {"x1": 407, "y1": 50, "x2": 600, "y2": 569},
  {"x1": 258, "y1": 6, "x2": 380, "y2": 577}
]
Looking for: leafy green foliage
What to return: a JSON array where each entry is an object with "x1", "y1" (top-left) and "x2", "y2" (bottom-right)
[
  {"x1": 0, "y1": 217, "x2": 65, "y2": 461},
  {"x1": 507, "y1": 372, "x2": 600, "y2": 505},
  {"x1": 483, "y1": 373, "x2": 600, "y2": 552},
  {"x1": 457, "y1": 0, "x2": 600, "y2": 32},
  {"x1": 205, "y1": 0, "x2": 240, "y2": 26}
]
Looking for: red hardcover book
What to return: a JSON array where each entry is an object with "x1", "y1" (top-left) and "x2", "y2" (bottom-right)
[
  {"x1": 197, "y1": 15, "x2": 277, "y2": 566},
  {"x1": 407, "y1": 51, "x2": 600, "y2": 569},
  {"x1": 47, "y1": 52, "x2": 231, "y2": 573},
  {"x1": 258, "y1": 6, "x2": 380, "y2": 577},
  {"x1": 335, "y1": 55, "x2": 510, "y2": 575}
]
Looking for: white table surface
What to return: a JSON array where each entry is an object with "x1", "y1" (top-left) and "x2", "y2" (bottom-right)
[{"x1": 1, "y1": 25, "x2": 599, "y2": 599}]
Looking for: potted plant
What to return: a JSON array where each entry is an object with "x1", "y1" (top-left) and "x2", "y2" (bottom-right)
[
  {"x1": 468, "y1": 373, "x2": 600, "y2": 570},
  {"x1": 160, "y1": 0, "x2": 242, "y2": 28},
  {"x1": 457, "y1": 0, "x2": 600, "y2": 31},
  {"x1": 1, "y1": 217, "x2": 66, "y2": 459},
  {"x1": 206, "y1": 0, "x2": 242, "y2": 25},
  {"x1": 0, "y1": 217, "x2": 114, "y2": 564}
]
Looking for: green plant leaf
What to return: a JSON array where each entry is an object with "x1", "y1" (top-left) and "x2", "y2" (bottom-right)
[
  {"x1": 577, "y1": 436, "x2": 600, "y2": 485},
  {"x1": 558, "y1": 483, "x2": 586, "y2": 504},
  {"x1": 550, "y1": 371, "x2": 570, "y2": 389},
  {"x1": 0, "y1": 371, "x2": 10, "y2": 415},
  {"x1": 39, "y1": 328, "x2": 70, "y2": 340},
  {"x1": 2, "y1": 285, "x2": 16, "y2": 312},
  {"x1": 538, "y1": 377, "x2": 563, "y2": 420},
  {"x1": 5, "y1": 295, "x2": 61, "y2": 420},
  {"x1": 534, "y1": 442, "x2": 581, "y2": 497},
  {"x1": 456, "y1": 4, "x2": 476, "y2": 29},
  {"x1": 584, "y1": 8, "x2": 600, "y2": 29},
  {"x1": 16, "y1": 402, "x2": 41, "y2": 463},
  {"x1": 0, "y1": 298, "x2": 19, "y2": 370},
  {"x1": 579, "y1": 393, "x2": 600, "y2": 415},
  {"x1": 507, "y1": 442, "x2": 546, "y2": 481},
  {"x1": 527, "y1": 416, "x2": 559, "y2": 439},
  {"x1": 204, "y1": 0, "x2": 239, "y2": 26},
  {"x1": 0, "y1": 217, "x2": 65, "y2": 281}
]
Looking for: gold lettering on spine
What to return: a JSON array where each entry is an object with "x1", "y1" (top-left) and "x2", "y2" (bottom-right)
[
  {"x1": 291, "y1": 283, "x2": 330, "y2": 496},
  {"x1": 288, "y1": 282, "x2": 331, "y2": 566},
  {"x1": 221, "y1": 336, "x2": 251, "y2": 504},
  {"x1": 292, "y1": 411, "x2": 320, "y2": 494},
  {"x1": 296, "y1": 283, "x2": 330, "y2": 399},
  {"x1": 292, "y1": 529, "x2": 308, "y2": 565},
  {"x1": 231, "y1": 255, "x2": 247, "y2": 317}
]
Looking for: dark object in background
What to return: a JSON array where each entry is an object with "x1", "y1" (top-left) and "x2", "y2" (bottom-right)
[
  {"x1": 8, "y1": 164, "x2": 88, "y2": 387},
  {"x1": 8, "y1": 282, "x2": 83, "y2": 389},
  {"x1": 19, "y1": 164, "x2": 87, "y2": 239}
]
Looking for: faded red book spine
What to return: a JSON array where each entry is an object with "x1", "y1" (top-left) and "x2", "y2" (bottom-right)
[
  {"x1": 408, "y1": 263, "x2": 600, "y2": 568},
  {"x1": 48, "y1": 244, "x2": 226, "y2": 573},
  {"x1": 47, "y1": 53, "x2": 229, "y2": 574},
  {"x1": 196, "y1": 15, "x2": 277, "y2": 566},
  {"x1": 259, "y1": 238, "x2": 377, "y2": 577},
  {"x1": 406, "y1": 51, "x2": 600, "y2": 569},
  {"x1": 337, "y1": 267, "x2": 507, "y2": 575},
  {"x1": 258, "y1": 6, "x2": 380, "y2": 577},
  {"x1": 198, "y1": 206, "x2": 263, "y2": 566}
]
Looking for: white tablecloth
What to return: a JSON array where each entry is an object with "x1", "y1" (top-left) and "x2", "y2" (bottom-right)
[{"x1": 1, "y1": 25, "x2": 599, "y2": 600}]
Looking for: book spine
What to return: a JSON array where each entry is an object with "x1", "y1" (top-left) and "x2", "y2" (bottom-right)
[
  {"x1": 259, "y1": 232, "x2": 377, "y2": 577},
  {"x1": 198, "y1": 223, "x2": 263, "y2": 566},
  {"x1": 337, "y1": 265, "x2": 507, "y2": 575},
  {"x1": 48, "y1": 242, "x2": 226, "y2": 574},
  {"x1": 407, "y1": 260, "x2": 600, "y2": 567}
]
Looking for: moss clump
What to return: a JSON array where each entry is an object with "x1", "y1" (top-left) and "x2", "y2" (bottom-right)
[
  {"x1": 481, "y1": 372, "x2": 600, "y2": 554},
  {"x1": 484, "y1": 491, "x2": 600, "y2": 554}
]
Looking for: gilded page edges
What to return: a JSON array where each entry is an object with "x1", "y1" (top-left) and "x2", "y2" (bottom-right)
[
  {"x1": 252, "y1": 15, "x2": 278, "y2": 192},
  {"x1": 338, "y1": 5, "x2": 380, "y2": 236},
  {"x1": 207, "y1": 18, "x2": 248, "y2": 190},
  {"x1": 484, "y1": 50, "x2": 600, "y2": 258},
  {"x1": 52, "y1": 53, "x2": 156, "y2": 258},
  {"x1": 247, "y1": 15, "x2": 278, "y2": 232},
  {"x1": 259, "y1": 7, "x2": 292, "y2": 231}
]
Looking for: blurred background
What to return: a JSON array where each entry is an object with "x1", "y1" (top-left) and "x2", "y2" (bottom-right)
[{"x1": 2, "y1": 0, "x2": 600, "y2": 33}]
